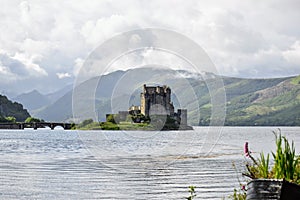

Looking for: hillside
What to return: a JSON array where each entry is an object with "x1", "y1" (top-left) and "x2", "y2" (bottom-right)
[
  {"x1": 34, "y1": 68, "x2": 300, "y2": 126},
  {"x1": 13, "y1": 90, "x2": 51, "y2": 111},
  {"x1": 0, "y1": 94, "x2": 30, "y2": 122},
  {"x1": 35, "y1": 71, "x2": 125, "y2": 122},
  {"x1": 12, "y1": 85, "x2": 73, "y2": 117},
  {"x1": 224, "y1": 77, "x2": 300, "y2": 126},
  {"x1": 46, "y1": 84, "x2": 73, "y2": 103}
]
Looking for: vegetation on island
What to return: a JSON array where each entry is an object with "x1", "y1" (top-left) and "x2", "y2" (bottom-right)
[
  {"x1": 76, "y1": 113, "x2": 188, "y2": 130},
  {"x1": 0, "y1": 116, "x2": 16, "y2": 123},
  {"x1": 0, "y1": 94, "x2": 49, "y2": 125},
  {"x1": 0, "y1": 94, "x2": 30, "y2": 122},
  {"x1": 76, "y1": 118, "x2": 151, "y2": 130},
  {"x1": 24, "y1": 117, "x2": 44, "y2": 123}
]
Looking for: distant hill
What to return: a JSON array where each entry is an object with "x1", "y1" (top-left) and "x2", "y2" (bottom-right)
[
  {"x1": 13, "y1": 90, "x2": 51, "y2": 111},
  {"x1": 46, "y1": 84, "x2": 73, "y2": 103},
  {"x1": 33, "y1": 67, "x2": 300, "y2": 126},
  {"x1": 13, "y1": 84, "x2": 73, "y2": 116},
  {"x1": 0, "y1": 94, "x2": 30, "y2": 122},
  {"x1": 223, "y1": 76, "x2": 300, "y2": 126},
  {"x1": 34, "y1": 70, "x2": 125, "y2": 122}
]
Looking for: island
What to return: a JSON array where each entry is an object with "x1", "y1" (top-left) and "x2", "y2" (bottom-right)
[{"x1": 79, "y1": 84, "x2": 193, "y2": 130}]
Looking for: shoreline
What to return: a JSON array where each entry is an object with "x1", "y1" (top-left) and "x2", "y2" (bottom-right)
[{"x1": 77, "y1": 121, "x2": 193, "y2": 131}]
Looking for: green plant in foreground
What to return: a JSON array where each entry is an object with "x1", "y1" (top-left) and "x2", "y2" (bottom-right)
[
  {"x1": 228, "y1": 130, "x2": 300, "y2": 199},
  {"x1": 227, "y1": 163, "x2": 247, "y2": 200},
  {"x1": 245, "y1": 152, "x2": 270, "y2": 179},
  {"x1": 272, "y1": 131, "x2": 299, "y2": 183},
  {"x1": 186, "y1": 186, "x2": 196, "y2": 200},
  {"x1": 258, "y1": 152, "x2": 270, "y2": 178},
  {"x1": 228, "y1": 188, "x2": 246, "y2": 200},
  {"x1": 244, "y1": 130, "x2": 300, "y2": 183}
]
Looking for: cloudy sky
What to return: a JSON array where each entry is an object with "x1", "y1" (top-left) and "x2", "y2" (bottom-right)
[{"x1": 1, "y1": 0, "x2": 300, "y2": 96}]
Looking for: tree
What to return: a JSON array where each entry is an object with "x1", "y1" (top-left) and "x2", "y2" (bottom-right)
[
  {"x1": 0, "y1": 116, "x2": 16, "y2": 123},
  {"x1": 5, "y1": 116, "x2": 16, "y2": 123},
  {"x1": 106, "y1": 114, "x2": 116, "y2": 124},
  {"x1": 78, "y1": 119, "x2": 94, "y2": 128},
  {"x1": 25, "y1": 117, "x2": 43, "y2": 123}
]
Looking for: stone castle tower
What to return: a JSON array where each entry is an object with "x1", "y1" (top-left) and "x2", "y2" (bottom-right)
[
  {"x1": 140, "y1": 84, "x2": 175, "y2": 117},
  {"x1": 107, "y1": 84, "x2": 190, "y2": 129}
]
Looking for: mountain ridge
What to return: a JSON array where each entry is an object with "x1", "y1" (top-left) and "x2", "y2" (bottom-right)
[
  {"x1": 13, "y1": 90, "x2": 51, "y2": 112},
  {"x1": 32, "y1": 68, "x2": 300, "y2": 126}
]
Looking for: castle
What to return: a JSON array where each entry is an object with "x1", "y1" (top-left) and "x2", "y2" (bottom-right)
[
  {"x1": 140, "y1": 84, "x2": 187, "y2": 127},
  {"x1": 140, "y1": 84, "x2": 174, "y2": 116},
  {"x1": 107, "y1": 84, "x2": 190, "y2": 130}
]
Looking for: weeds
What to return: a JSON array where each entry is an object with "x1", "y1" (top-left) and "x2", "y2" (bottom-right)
[
  {"x1": 258, "y1": 152, "x2": 270, "y2": 178},
  {"x1": 228, "y1": 188, "x2": 246, "y2": 200},
  {"x1": 228, "y1": 163, "x2": 247, "y2": 200},
  {"x1": 244, "y1": 129, "x2": 300, "y2": 183},
  {"x1": 228, "y1": 129, "x2": 300, "y2": 199},
  {"x1": 272, "y1": 131, "x2": 299, "y2": 183},
  {"x1": 186, "y1": 186, "x2": 196, "y2": 200}
]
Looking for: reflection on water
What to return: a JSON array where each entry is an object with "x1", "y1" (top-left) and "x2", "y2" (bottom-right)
[{"x1": 0, "y1": 127, "x2": 299, "y2": 199}]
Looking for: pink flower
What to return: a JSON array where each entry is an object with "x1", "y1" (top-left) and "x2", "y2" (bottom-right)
[
  {"x1": 244, "y1": 142, "x2": 249, "y2": 156},
  {"x1": 241, "y1": 184, "x2": 246, "y2": 191}
]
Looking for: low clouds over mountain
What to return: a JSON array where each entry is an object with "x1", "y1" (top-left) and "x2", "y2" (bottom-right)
[{"x1": 0, "y1": 0, "x2": 300, "y2": 94}]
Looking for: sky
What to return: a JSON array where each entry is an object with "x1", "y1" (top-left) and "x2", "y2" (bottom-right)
[{"x1": 0, "y1": 0, "x2": 300, "y2": 96}]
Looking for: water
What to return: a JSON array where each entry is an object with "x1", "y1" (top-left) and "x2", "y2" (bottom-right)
[{"x1": 0, "y1": 127, "x2": 300, "y2": 199}]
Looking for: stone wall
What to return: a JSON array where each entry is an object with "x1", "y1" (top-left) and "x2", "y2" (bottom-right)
[{"x1": 140, "y1": 84, "x2": 174, "y2": 117}]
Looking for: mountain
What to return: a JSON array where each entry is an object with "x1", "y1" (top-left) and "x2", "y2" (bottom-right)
[
  {"x1": 33, "y1": 67, "x2": 300, "y2": 126},
  {"x1": 46, "y1": 84, "x2": 73, "y2": 103},
  {"x1": 35, "y1": 90, "x2": 73, "y2": 122},
  {"x1": 13, "y1": 84, "x2": 73, "y2": 117},
  {"x1": 35, "y1": 70, "x2": 125, "y2": 122},
  {"x1": 223, "y1": 76, "x2": 300, "y2": 126},
  {"x1": 13, "y1": 90, "x2": 51, "y2": 111},
  {"x1": 0, "y1": 94, "x2": 30, "y2": 122}
]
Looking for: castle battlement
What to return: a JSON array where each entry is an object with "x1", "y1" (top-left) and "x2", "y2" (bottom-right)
[
  {"x1": 140, "y1": 84, "x2": 174, "y2": 117},
  {"x1": 139, "y1": 84, "x2": 187, "y2": 127},
  {"x1": 106, "y1": 84, "x2": 191, "y2": 130}
]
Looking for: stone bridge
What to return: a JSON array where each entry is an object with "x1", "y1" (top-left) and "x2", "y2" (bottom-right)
[{"x1": 0, "y1": 122, "x2": 74, "y2": 130}]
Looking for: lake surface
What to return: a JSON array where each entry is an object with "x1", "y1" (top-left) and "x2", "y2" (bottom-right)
[{"x1": 1, "y1": 127, "x2": 300, "y2": 199}]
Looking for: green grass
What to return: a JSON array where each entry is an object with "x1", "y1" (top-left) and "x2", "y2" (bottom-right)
[
  {"x1": 76, "y1": 121, "x2": 163, "y2": 131},
  {"x1": 261, "y1": 88, "x2": 300, "y2": 107},
  {"x1": 227, "y1": 189, "x2": 246, "y2": 200},
  {"x1": 224, "y1": 86, "x2": 300, "y2": 126},
  {"x1": 272, "y1": 132, "x2": 300, "y2": 183},
  {"x1": 291, "y1": 75, "x2": 300, "y2": 85},
  {"x1": 202, "y1": 103, "x2": 212, "y2": 109},
  {"x1": 245, "y1": 105, "x2": 274, "y2": 115}
]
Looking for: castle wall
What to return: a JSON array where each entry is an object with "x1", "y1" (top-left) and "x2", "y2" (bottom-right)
[
  {"x1": 105, "y1": 84, "x2": 190, "y2": 129},
  {"x1": 140, "y1": 84, "x2": 174, "y2": 117},
  {"x1": 177, "y1": 109, "x2": 187, "y2": 126},
  {"x1": 118, "y1": 111, "x2": 129, "y2": 122}
]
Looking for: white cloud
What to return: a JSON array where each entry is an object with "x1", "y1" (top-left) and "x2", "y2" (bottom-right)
[
  {"x1": 56, "y1": 72, "x2": 71, "y2": 79},
  {"x1": 0, "y1": 64, "x2": 17, "y2": 83},
  {"x1": 73, "y1": 58, "x2": 84, "y2": 76},
  {"x1": 283, "y1": 41, "x2": 300, "y2": 65},
  {"x1": 12, "y1": 53, "x2": 47, "y2": 77},
  {"x1": 20, "y1": 39, "x2": 54, "y2": 56},
  {"x1": 80, "y1": 14, "x2": 136, "y2": 46},
  {"x1": 19, "y1": 1, "x2": 31, "y2": 27},
  {"x1": 0, "y1": 0, "x2": 300, "y2": 94}
]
